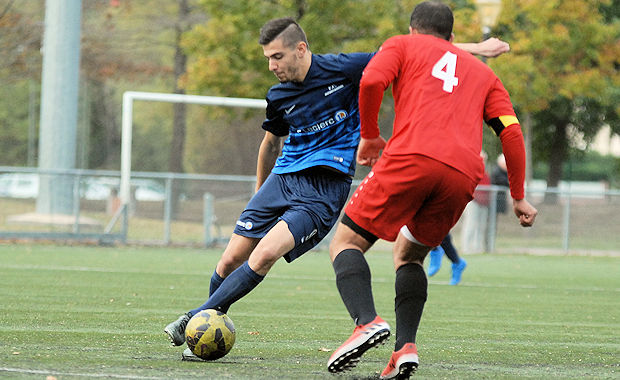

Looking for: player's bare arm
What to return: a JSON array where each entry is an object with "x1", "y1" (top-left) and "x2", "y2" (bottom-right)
[
  {"x1": 255, "y1": 131, "x2": 283, "y2": 191},
  {"x1": 455, "y1": 37, "x2": 510, "y2": 58}
]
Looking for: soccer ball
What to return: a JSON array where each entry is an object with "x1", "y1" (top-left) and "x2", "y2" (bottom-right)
[{"x1": 185, "y1": 309, "x2": 236, "y2": 360}]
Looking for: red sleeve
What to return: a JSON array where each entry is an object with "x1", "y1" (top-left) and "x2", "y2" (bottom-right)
[
  {"x1": 499, "y1": 124, "x2": 526, "y2": 200},
  {"x1": 359, "y1": 36, "x2": 403, "y2": 139},
  {"x1": 358, "y1": 80, "x2": 383, "y2": 139}
]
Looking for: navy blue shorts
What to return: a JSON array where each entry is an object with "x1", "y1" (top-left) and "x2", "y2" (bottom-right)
[{"x1": 233, "y1": 167, "x2": 352, "y2": 262}]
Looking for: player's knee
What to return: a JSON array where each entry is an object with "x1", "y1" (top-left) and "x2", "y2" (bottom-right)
[
  {"x1": 394, "y1": 256, "x2": 424, "y2": 271},
  {"x1": 328, "y1": 235, "x2": 358, "y2": 261},
  {"x1": 328, "y1": 223, "x2": 368, "y2": 261},
  {"x1": 217, "y1": 254, "x2": 245, "y2": 276},
  {"x1": 248, "y1": 247, "x2": 280, "y2": 274},
  {"x1": 393, "y1": 244, "x2": 429, "y2": 270}
]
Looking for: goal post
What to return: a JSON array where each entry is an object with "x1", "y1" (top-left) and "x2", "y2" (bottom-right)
[{"x1": 120, "y1": 91, "x2": 267, "y2": 206}]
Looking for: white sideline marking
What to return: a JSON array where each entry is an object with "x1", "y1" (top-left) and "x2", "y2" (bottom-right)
[
  {"x1": 2, "y1": 263, "x2": 619, "y2": 293},
  {"x1": 0, "y1": 367, "x2": 167, "y2": 379}
]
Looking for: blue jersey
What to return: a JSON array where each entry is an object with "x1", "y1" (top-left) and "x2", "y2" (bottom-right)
[{"x1": 262, "y1": 52, "x2": 374, "y2": 177}]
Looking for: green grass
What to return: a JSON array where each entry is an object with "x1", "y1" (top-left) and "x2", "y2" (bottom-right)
[{"x1": 0, "y1": 244, "x2": 618, "y2": 379}]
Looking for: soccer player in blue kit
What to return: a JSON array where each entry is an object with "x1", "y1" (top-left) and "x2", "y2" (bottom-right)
[{"x1": 164, "y1": 17, "x2": 510, "y2": 361}]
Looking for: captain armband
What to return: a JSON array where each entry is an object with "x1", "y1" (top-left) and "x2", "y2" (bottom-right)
[{"x1": 486, "y1": 115, "x2": 520, "y2": 136}]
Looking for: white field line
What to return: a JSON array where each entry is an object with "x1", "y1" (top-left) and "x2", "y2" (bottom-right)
[
  {"x1": 0, "y1": 367, "x2": 169, "y2": 379},
  {"x1": 1, "y1": 263, "x2": 619, "y2": 293}
]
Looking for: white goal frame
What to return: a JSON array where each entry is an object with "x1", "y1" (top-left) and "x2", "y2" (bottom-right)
[{"x1": 120, "y1": 91, "x2": 267, "y2": 205}]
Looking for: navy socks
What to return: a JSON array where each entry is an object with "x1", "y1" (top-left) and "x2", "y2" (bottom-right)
[
  {"x1": 190, "y1": 261, "x2": 264, "y2": 316},
  {"x1": 209, "y1": 269, "x2": 225, "y2": 296},
  {"x1": 440, "y1": 234, "x2": 461, "y2": 264}
]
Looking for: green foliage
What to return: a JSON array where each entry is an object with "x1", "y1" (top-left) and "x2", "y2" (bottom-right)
[
  {"x1": 533, "y1": 149, "x2": 620, "y2": 185},
  {"x1": 180, "y1": 0, "x2": 488, "y2": 173},
  {"x1": 0, "y1": 79, "x2": 33, "y2": 166},
  {"x1": 2, "y1": 0, "x2": 618, "y2": 180},
  {"x1": 490, "y1": 0, "x2": 620, "y2": 186},
  {"x1": 494, "y1": 0, "x2": 618, "y2": 112},
  {"x1": 183, "y1": 0, "x2": 485, "y2": 97}
]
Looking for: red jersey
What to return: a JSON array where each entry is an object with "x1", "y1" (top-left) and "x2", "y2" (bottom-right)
[{"x1": 360, "y1": 34, "x2": 525, "y2": 198}]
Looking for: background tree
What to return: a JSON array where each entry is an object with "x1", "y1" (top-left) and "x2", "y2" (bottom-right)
[
  {"x1": 181, "y1": 0, "x2": 485, "y2": 176},
  {"x1": 3, "y1": 0, "x2": 617, "y2": 187},
  {"x1": 80, "y1": 0, "x2": 204, "y2": 172},
  {"x1": 0, "y1": 1, "x2": 43, "y2": 166},
  {"x1": 0, "y1": 0, "x2": 205, "y2": 173},
  {"x1": 490, "y1": 0, "x2": 620, "y2": 202}
]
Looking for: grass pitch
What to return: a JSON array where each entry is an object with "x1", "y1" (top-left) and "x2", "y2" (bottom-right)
[{"x1": 0, "y1": 244, "x2": 618, "y2": 379}]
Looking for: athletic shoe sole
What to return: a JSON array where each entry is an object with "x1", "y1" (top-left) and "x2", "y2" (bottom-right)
[
  {"x1": 181, "y1": 347, "x2": 205, "y2": 362},
  {"x1": 164, "y1": 327, "x2": 183, "y2": 346},
  {"x1": 327, "y1": 325, "x2": 390, "y2": 373},
  {"x1": 380, "y1": 351, "x2": 419, "y2": 379},
  {"x1": 392, "y1": 361, "x2": 417, "y2": 379}
]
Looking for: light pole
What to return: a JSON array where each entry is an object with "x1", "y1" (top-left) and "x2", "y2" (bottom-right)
[
  {"x1": 474, "y1": 0, "x2": 503, "y2": 41},
  {"x1": 37, "y1": 0, "x2": 82, "y2": 215}
]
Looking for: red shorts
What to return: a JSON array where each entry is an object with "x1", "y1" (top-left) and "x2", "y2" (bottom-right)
[{"x1": 344, "y1": 154, "x2": 477, "y2": 247}]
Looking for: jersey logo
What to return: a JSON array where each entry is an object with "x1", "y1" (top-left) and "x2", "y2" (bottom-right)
[
  {"x1": 324, "y1": 84, "x2": 344, "y2": 96},
  {"x1": 295, "y1": 110, "x2": 348, "y2": 133},
  {"x1": 334, "y1": 110, "x2": 347, "y2": 121},
  {"x1": 285, "y1": 104, "x2": 296, "y2": 114}
]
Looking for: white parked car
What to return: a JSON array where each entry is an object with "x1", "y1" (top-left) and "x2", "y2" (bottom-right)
[
  {"x1": 0, "y1": 173, "x2": 38, "y2": 198},
  {"x1": 0, "y1": 173, "x2": 166, "y2": 202},
  {"x1": 85, "y1": 177, "x2": 167, "y2": 202}
]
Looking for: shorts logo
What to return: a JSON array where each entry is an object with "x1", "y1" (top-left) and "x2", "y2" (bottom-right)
[
  {"x1": 236, "y1": 220, "x2": 253, "y2": 230},
  {"x1": 300, "y1": 229, "x2": 318, "y2": 244}
]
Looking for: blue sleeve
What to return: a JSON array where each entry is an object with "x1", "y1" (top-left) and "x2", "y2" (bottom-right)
[
  {"x1": 261, "y1": 99, "x2": 289, "y2": 136},
  {"x1": 334, "y1": 52, "x2": 375, "y2": 86}
]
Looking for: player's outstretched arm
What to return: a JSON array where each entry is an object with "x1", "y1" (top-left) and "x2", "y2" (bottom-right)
[
  {"x1": 512, "y1": 198, "x2": 538, "y2": 227},
  {"x1": 455, "y1": 37, "x2": 510, "y2": 58}
]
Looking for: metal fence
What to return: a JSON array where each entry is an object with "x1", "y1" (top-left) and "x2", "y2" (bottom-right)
[{"x1": 1, "y1": 166, "x2": 618, "y2": 255}]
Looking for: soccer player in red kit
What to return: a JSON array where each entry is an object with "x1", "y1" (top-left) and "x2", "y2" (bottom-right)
[{"x1": 326, "y1": 1, "x2": 538, "y2": 378}]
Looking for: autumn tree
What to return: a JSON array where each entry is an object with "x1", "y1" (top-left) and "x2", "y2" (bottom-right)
[
  {"x1": 0, "y1": 0, "x2": 205, "y2": 173},
  {"x1": 491, "y1": 0, "x2": 619, "y2": 201},
  {"x1": 80, "y1": 0, "x2": 204, "y2": 172},
  {"x1": 0, "y1": 1, "x2": 43, "y2": 166},
  {"x1": 180, "y1": 0, "x2": 485, "y2": 175}
]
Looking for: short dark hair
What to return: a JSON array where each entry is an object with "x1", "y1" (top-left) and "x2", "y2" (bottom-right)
[
  {"x1": 259, "y1": 17, "x2": 308, "y2": 48},
  {"x1": 410, "y1": 1, "x2": 454, "y2": 40}
]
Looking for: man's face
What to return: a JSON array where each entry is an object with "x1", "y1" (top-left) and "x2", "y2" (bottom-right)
[{"x1": 262, "y1": 38, "x2": 302, "y2": 83}]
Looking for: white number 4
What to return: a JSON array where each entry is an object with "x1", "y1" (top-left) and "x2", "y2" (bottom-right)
[{"x1": 432, "y1": 52, "x2": 459, "y2": 93}]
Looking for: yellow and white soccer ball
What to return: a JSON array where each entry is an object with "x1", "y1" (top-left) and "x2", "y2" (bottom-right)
[{"x1": 185, "y1": 309, "x2": 236, "y2": 360}]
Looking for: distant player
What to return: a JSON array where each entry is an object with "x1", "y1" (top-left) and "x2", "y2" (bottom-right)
[
  {"x1": 327, "y1": 1, "x2": 537, "y2": 378},
  {"x1": 427, "y1": 233, "x2": 468, "y2": 285},
  {"x1": 164, "y1": 16, "x2": 512, "y2": 361}
]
